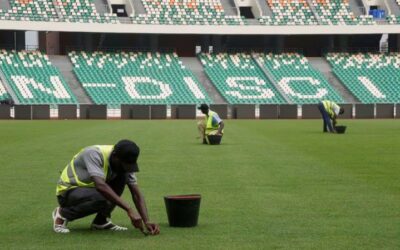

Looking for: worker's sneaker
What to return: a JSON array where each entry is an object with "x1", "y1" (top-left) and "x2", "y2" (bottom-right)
[
  {"x1": 91, "y1": 221, "x2": 128, "y2": 231},
  {"x1": 52, "y1": 207, "x2": 70, "y2": 233}
]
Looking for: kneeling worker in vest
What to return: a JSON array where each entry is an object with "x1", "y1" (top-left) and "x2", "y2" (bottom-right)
[
  {"x1": 318, "y1": 100, "x2": 345, "y2": 133},
  {"x1": 197, "y1": 104, "x2": 224, "y2": 144},
  {"x1": 53, "y1": 140, "x2": 160, "y2": 235}
]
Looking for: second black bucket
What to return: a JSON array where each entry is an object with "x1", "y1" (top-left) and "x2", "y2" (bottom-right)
[{"x1": 164, "y1": 194, "x2": 201, "y2": 227}]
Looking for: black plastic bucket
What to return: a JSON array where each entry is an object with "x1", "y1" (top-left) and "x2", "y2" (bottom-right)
[
  {"x1": 207, "y1": 135, "x2": 222, "y2": 145},
  {"x1": 164, "y1": 194, "x2": 201, "y2": 227},
  {"x1": 335, "y1": 125, "x2": 347, "y2": 134}
]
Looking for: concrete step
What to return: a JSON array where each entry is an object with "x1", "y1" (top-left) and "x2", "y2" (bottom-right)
[
  {"x1": 220, "y1": 0, "x2": 238, "y2": 16},
  {"x1": 181, "y1": 57, "x2": 227, "y2": 104},
  {"x1": 0, "y1": 0, "x2": 10, "y2": 10},
  {"x1": 0, "y1": 70, "x2": 19, "y2": 104},
  {"x1": 256, "y1": 0, "x2": 273, "y2": 16},
  {"x1": 308, "y1": 57, "x2": 359, "y2": 103},
  {"x1": 94, "y1": 0, "x2": 109, "y2": 14},
  {"x1": 130, "y1": 0, "x2": 146, "y2": 14},
  {"x1": 49, "y1": 55, "x2": 92, "y2": 104}
]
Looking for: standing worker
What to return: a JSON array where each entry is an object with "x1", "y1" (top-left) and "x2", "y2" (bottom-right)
[
  {"x1": 53, "y1": 139, "x2": 160, "y2": 235},
  {"x1": 197, "y1": 104, "x2": 224, "y2": 144},
  {"x1": 318, "y1": 100, "x2": 345, "y2": 133}
]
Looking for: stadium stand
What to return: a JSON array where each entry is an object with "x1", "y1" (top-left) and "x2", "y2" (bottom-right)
[
  {"x1": 53, "y1": 0, "x2": 118, "y2": 23},
  {"x1": 0, "y1": 50, "x2": 78, "y2": 104},
  {"x1": 259, "y1": 0, "x2": 318, "y2": 25},
  {"x1": 0, "y1": 0, "x2": 59, "y2": 21},
  {"x1": 199, "y1": 53, "x2": 285, "y2": 104},
  {"x1": 69, "y1": 51, "x2": 212, "y2": 105},
  {"x1": 310, "y1": 0, "x2": 375, "y2": 25},
  {"x1": 131, "y1": 0, "x2": 246, "y2": 25},
  {"x1": 256, "y1": 53, "x2": 344, "y2": 103},
  {"x1": 326, "y1": 52, "x2": 400, "y2": 103}
]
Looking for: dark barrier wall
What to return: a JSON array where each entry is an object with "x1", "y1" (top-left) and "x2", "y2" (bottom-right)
[
  {"x1": 376, "y1": 104, "x2": 394, "y2": 119},
  {"x1": 0, "y1": 105, "x2": 11, "y2": 119},
  {"x1": 301, "y1": 104, "x2": 320, "y2": 119},
  {"x1": 234, "y1": 105, "x2": 255, "y2": 119},
  {"x1": 279, "y1": 104, "x2": 297, "y2": 119},
  {"x1": 121, "y1": 105, "x2": 150, "y2": 119},
  {"x1": 355, "y1": 104, "x2": 374, "y2": 119},
  {"x1": 210, "y1": 104, "x2": 228, "y2": 119},
  {"x1": 172, "y1": 105, "x2": 196, "y2": 119},
  {"x1": 58, "y1": 105, "x2": 77, "y2": 119},
  {"x1": 339, "y1": 104, "x2": 353, "y2": 119},
  {"x1": 80, "y1": 105, "x2": 107, "y2": 119},
  {"x1": 32, "y1": 105, "x2": 50, "y2": 119},
  {"x1": 150, "y1": 105, "x2": 167, "y2": 119},
  {"x1": 259, "y1": 104, "x2": 279, "y2": 119},
  {"x1": 397, "y1": 104, "x2": 400, "y2": 119},
  {"x1": 14, "y1": 105, "x2": 31, "y2": 120}
]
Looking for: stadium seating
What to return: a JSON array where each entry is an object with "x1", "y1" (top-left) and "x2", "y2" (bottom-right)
[
  {"x1": 54, "y1": 0, "x2": 118, "y2": 23},
  {"x1": 199, "y1": 53, "x2": 285, "y2": 104},
  {"x1": 259, "y1": 0, "x2": 318, "y2": 25},
  {"x1": 131, "y1": 0, "x2": 246, "y2": 25},
  {"x1": 69, "y1": 51, "x2": 212, "y2": 105},
  {"x1": 310, "y1": 0, "x2": 375, "y2": 25},
  {"x1": 256, "y1": 53, "x2": 344, "y2": 103},
  {"x1": 0, "y1": 50, "x2": 78, "y2": 104},
  {"x1": 0, "y1": 0, "x2": 59, "y2": 21},
  {"x1": 326, "y1": 52, "x2": 400, "y2": 103}
]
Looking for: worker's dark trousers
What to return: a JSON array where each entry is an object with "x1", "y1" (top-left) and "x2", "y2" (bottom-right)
[
  {"x1": 57, "y1": 174, "x2": 126, "y2": 222},
  {"x1": 318, "y1": 102, "x2": 334, "y2": 132}
]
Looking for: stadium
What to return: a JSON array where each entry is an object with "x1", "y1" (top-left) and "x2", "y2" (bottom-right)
[{"x1": 0, "y1": 0, "x2": 399, "y2": 249}]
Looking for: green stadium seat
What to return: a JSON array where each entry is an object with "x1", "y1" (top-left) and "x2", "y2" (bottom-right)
[
  {"x1": 0, "y1": 50, "x2": 78, "y2": 104},
  {"x1": 326, "y1": 52, "x2": 400, "y2": 103},
  {"x1": 259, "y1": 0, "x2": 318, "y2": 25},
  {"x1": 131, "y1": 0, "x2": 246, "y2": 25},
  {"x1": 0, "y1": 80, "x2": 10, "y2": 101},
  {"x1": 69, "y1": 51, "x2": 212, "y2": 105},
  {"x1": 256, "y1": 52, "x2": 344, "y2": 103},
  {"x1": 199, "y1": 52, "x2": 285, "y2": 104}
]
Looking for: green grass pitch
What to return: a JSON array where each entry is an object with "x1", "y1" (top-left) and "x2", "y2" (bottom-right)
[{"x1": 0, "y1": 120, "x2": 399, "y2": 249}]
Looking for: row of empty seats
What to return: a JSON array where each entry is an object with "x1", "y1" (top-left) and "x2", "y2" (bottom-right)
[
  {"x1": 256, "y1": 53, "x2": 344, "y2": 103},
  {"x1": 69, "y1": 51, "x2": 212, "y2": 104},
  {"x1": 131, "y1": 0, "x2": 246, "y2": 25},
  {"x1": 2, "y1": 50, "x2": 400, "y2": 105},
  {"x1": 199, "y1": 53, "x2": 285, "y2": 104},
  {"x1": 326, "y1": 52, "x2": 400, "y2": 103},
  {"x1": 0, "y1": 50, "x2": 78, "y2": 104},
  {"x1": 0, "y1": 0, "x2": 385, "y2": 25},
  {"x1": 311, "y1": 0, "x2": 375, "y2": 25},
  {"x1": 259, "y1": 0, "x2": 318, "y2": 25}
]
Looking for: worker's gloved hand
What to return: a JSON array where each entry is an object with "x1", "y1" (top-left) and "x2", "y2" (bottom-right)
[
  {"x1": 127, "y1": 208, "x2": 144, "y2": 231},
  {"x1": 145, "y1": 222, "x2": 160, "y2": 235}
]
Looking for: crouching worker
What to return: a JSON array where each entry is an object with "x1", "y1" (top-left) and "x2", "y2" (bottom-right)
[
  {"x1": 53, "y1": 139, "x2": 160, "y2": 235},
  {"x1": 197, "y1": 104, "x2": 224, "y2": 144},
  {"x1": 318, "y1": 100, "x2": 344, "y2": 133}
]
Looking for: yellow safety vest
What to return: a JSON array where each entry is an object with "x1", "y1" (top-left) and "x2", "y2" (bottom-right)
[
  {"x1": 56, "y1": 145, "x2": 113, "y2": 196},
  {"x1": 322, "y1": 100, "x2": 339, "y2": 118},
  {"x1": 205, "y1": 111, "x2": 219, "y2": 135}
]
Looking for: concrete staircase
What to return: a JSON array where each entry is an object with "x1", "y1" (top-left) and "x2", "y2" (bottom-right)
[
  {"x1": 181, "y1": 57, "x2": 227, "y2": 104},
  {"x1": 306, "y1": 0, "x2": 323, "y2": 24},
  {"x1": 308, "y1": 57, "x2": 359, "y2": 103},
  {"x1": 387, "y1": 0, "x2": 400, "y2": 15},
  {"x1": 0, "y1": 70, "x2": 19, "y2": 104},
  {"x1": 256, "y1": 0, "x2": 273, "y2": 16},
  {"x1": 0, "y1": 0, "x2": 10, "y2": 10},
  {"x1": 130, "y1": 0, "x2": 147, "y2": 14},
  {"x1": 349, "y1": 0, "x2": 364, "y2": 16},
  {"x1": 94, "y1": 0, "x2": 109, "y2": 14},
  {"x1": 220, "y1": 0, "x2": 238, "y2": 16},
  {"x1": 49, "y1": 55, "x2": 92, "y2": 104}
]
